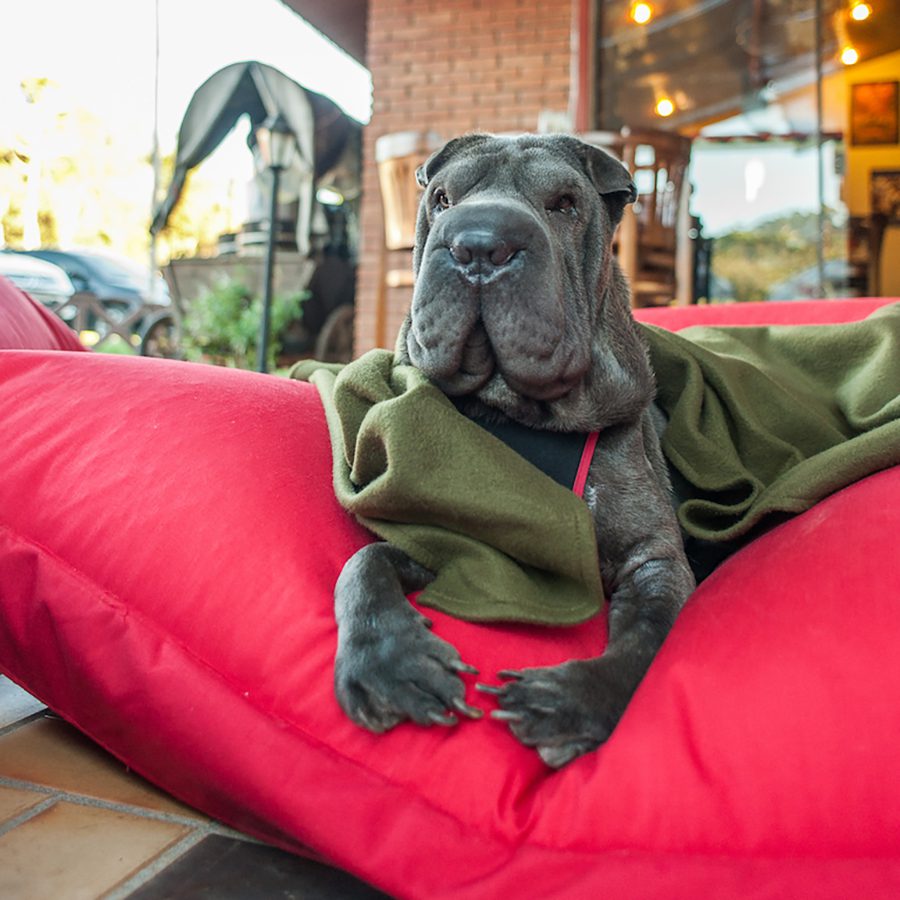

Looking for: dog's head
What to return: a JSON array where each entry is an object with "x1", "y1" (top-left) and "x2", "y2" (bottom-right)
[{"x1": 397, "y1": 133, "x2": 648, "y2": 429}]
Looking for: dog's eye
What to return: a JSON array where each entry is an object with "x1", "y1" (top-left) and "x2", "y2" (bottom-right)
[
  {"x1": 433, "y1": 189, "x2": 451, "y2": 212},
  {"x1": 548, "y1": 194, "x2": 577, "y2": 214}
]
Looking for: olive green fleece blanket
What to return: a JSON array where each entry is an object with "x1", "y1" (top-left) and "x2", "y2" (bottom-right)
[
  {"x1": 642, "y1": 301, "x2": 900, "y2": 543},
  {"x1": 292, "y1": 302, "x2": 900, "y2": 624},
  {"x1": 291, "y1": 351, "x2": 605, "y2": 624}
]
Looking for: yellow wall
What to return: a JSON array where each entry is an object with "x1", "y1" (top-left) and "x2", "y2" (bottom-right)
[
  {"x1": 779, "y1": 50, "x2": 900, "y2": 215},
  {"x1": 843, "y1": 50, "x2": 900, "y2": 215}
]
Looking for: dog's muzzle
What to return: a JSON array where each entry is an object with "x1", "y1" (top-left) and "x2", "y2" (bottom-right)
[
  {"x1": 448, "y1": 228, "x2": 523, "y2": 284},
  {"x1": 442, "y1": 202, "x2": 534, "y2": 286},
  {"x1": 409, "y1": 198, "x2": 586, "y2": 402}
]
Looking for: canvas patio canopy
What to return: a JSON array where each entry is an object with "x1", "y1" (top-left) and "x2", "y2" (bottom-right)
[{"x1": 150, "y1": 60, "x2": 358, "y2": 255}]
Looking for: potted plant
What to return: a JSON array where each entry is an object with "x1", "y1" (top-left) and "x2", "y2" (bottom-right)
[{"x1": 181, "y1": 278, "x2": 306, "y2": 370}]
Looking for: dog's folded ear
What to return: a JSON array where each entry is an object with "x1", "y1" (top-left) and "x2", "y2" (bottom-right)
[
  {"x1": 415, "y1": 133, "x2": 493, "y2": 188},
  {"x1": 573, "y1": 141, "x2": 638, "y2": 224}
]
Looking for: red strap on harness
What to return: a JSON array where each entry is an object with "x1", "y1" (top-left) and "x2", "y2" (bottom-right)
[{"x1": 573, "y1": 431, "x2": 599, "y2": 498}]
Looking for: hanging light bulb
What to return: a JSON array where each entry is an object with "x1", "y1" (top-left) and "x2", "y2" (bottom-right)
[
  {"x1": 655, "y1": 96, "x2": 675, "y2": 117},
  {"x1": 630, "y1": 2, "x2": 654, "y2": 25},
  {"x1": 836, "y1": 6, "x2": 864, "y2": 66},
  {"x1": 841, "y1": 44, "x2": 860, "y2": 65},
  {"x1": 849, "y1": 2, "x2": 872, "y2": 21}
]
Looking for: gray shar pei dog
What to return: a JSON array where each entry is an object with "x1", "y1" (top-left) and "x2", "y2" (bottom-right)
[{"x1": 334, "y1": 133, "x2": 696, "y2": 767}]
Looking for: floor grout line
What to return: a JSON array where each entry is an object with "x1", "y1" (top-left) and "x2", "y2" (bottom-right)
[
  {"x1": 102, "y1": 828, "x2": 210, "y2": 900},
  {"x1": 0, "y1": 777, "x2": 275, "y2": 898},
  {"x1": 0, "y1": 695, "x2": 365, "y2": 897},
  {"x1": 0, "y1": 708, "x2": 50, "y2": 738},
  {"x1": 0, "y1": 793, "x2": 60, "y2": 837},
  {"x1": 0, "y1": 774, "x2": 250, "y2": 838}
]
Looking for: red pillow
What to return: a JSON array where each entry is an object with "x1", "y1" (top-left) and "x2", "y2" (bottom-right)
[
  {"x1": 0, "y1": 276, "x2": 86, "y2": 351},
  {"x1": 633, "y1": 296, "x2": 894, "y2": 330},
  {"x1": 2, "y1": 306, "x2": 900, "y2": 897}
]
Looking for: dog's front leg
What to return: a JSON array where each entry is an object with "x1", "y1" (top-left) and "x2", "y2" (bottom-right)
[
  {"x1": 334, "y1": 542, "x2": 482, "y2": 733},
  {"x1": 484, "y1": 421, "x2": 695, "y2": 767}
]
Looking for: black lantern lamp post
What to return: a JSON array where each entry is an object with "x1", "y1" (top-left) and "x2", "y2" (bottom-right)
[{"x1": 254, "y1": 112, "x2": 295, "y2": 373}]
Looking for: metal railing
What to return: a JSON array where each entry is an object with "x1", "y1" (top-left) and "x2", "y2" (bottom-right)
[{"x1": 45, "y1": 291, "x2": 178, "y2": 355}]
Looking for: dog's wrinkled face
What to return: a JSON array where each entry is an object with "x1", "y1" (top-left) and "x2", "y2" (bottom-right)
[{"x1": 401, "y1": 134, "x2": 636, "y2": 418}]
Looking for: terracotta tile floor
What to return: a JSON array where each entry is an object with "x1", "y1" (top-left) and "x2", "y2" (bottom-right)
[{"x1": 0, "y1": 676, "x2": 390, "y2": 899}]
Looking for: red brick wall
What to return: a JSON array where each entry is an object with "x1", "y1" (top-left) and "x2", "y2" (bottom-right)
[{"x1": 356, "y1": 0, "x2": 575, "y2": 353}]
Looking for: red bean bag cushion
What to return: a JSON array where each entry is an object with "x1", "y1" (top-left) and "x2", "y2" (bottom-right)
[
  {"x1": 2, "y1": 290, "x2": 900, "y2": 898},
  {"x1": 0, "y1": 276, "x2": 86, "y2": 351}
]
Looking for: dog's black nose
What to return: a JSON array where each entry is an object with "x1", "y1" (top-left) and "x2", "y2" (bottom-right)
[{"x1": 449, "y1": 230, "x2": 520, "y2": 269}]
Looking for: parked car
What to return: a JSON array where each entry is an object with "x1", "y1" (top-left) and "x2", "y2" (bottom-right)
[
  {"x1": 7, "y1": 249, "x2": 170, "y2": 322},
  {"x1": 767, "y1": 259, "x2": 855, "y2": 301},
  {"x1": 0, "y1": 252, "x2": 75, "y2": 312}
]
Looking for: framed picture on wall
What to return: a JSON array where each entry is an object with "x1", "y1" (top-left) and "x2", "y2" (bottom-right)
[
  {"x1": 871, "y1": 170, "x2": 900, "y2": 222},
  {"x1": 850, "y1": 81, "x2": 899, "y2": 146}
]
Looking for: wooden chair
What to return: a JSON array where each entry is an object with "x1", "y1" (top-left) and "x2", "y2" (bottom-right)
[
  {"x1": 869, "y1": 170, "x2": 900, "y2": 297},
  {"x1": 373, "y1": 131, "x2": 442, "y2": 346},
  {"x1": 582, "y1": 128, "x2": 694, "y2": 307}
]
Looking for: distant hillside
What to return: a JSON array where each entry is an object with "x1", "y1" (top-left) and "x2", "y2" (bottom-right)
[{"x1": 710, "y1": 209, "x2": 847, "y2": 302}]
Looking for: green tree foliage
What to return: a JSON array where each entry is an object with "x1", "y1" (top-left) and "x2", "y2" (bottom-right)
[
  {"x1": 711, "y1": 210, "x2": 847, "y2": 302},
  {"x1": 1, "y1": 79, "x2": 152, "y2": 257}
]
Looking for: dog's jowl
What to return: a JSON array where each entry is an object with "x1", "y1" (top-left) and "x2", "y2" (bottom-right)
[{"x1": 333, "y1": 133, "x2": 696, "y2": 768}]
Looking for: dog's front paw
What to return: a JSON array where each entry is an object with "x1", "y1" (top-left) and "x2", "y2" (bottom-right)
[
  {"x1": 479, "y1": 658, "x2": 630, "y2": 768},
  {"x1": 335, "y1": 606, "x2": 481, "y2": 734}
]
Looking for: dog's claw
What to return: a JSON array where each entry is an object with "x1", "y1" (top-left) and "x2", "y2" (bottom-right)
[
  {"x1": 449, "y1": 660, "x2": 479, "y2": 675},
  {"x1": 451, "y1": 697, "x2": 483, "y2": 718},
  {"x1": 427, "y1": 710, "x2": 458, "y2": 726},
  {"x1": 355, "y1": 710, "x2": 388, "y2": 733},
  {"x1": 475, "y1": 682, "x2": 503, "y2": 695},
  {"x1": 497, "y1": 669, "x2": 524, "y2": 680},
  {"x1": 491, "y1": 709, "x2": 525, "y2": 722}
]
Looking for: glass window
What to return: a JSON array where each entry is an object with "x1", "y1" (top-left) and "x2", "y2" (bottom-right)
[{"x1": 595, "y1": 0, "x2": 900, "y2": 301}]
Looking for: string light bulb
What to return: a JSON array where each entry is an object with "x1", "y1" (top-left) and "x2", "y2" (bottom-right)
[
  {"x1": 849, "y1": 2, "x2": 872, "y2": 21},
  {"x1": 841, "y1": 44, "x2": 860, "y2": 65},
  {"x1": 655, "y1": 96, "x2": 675, "y2": 117},
  {"x1": 630, "y1": 2, "x2": 654, "y2": 25}
]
